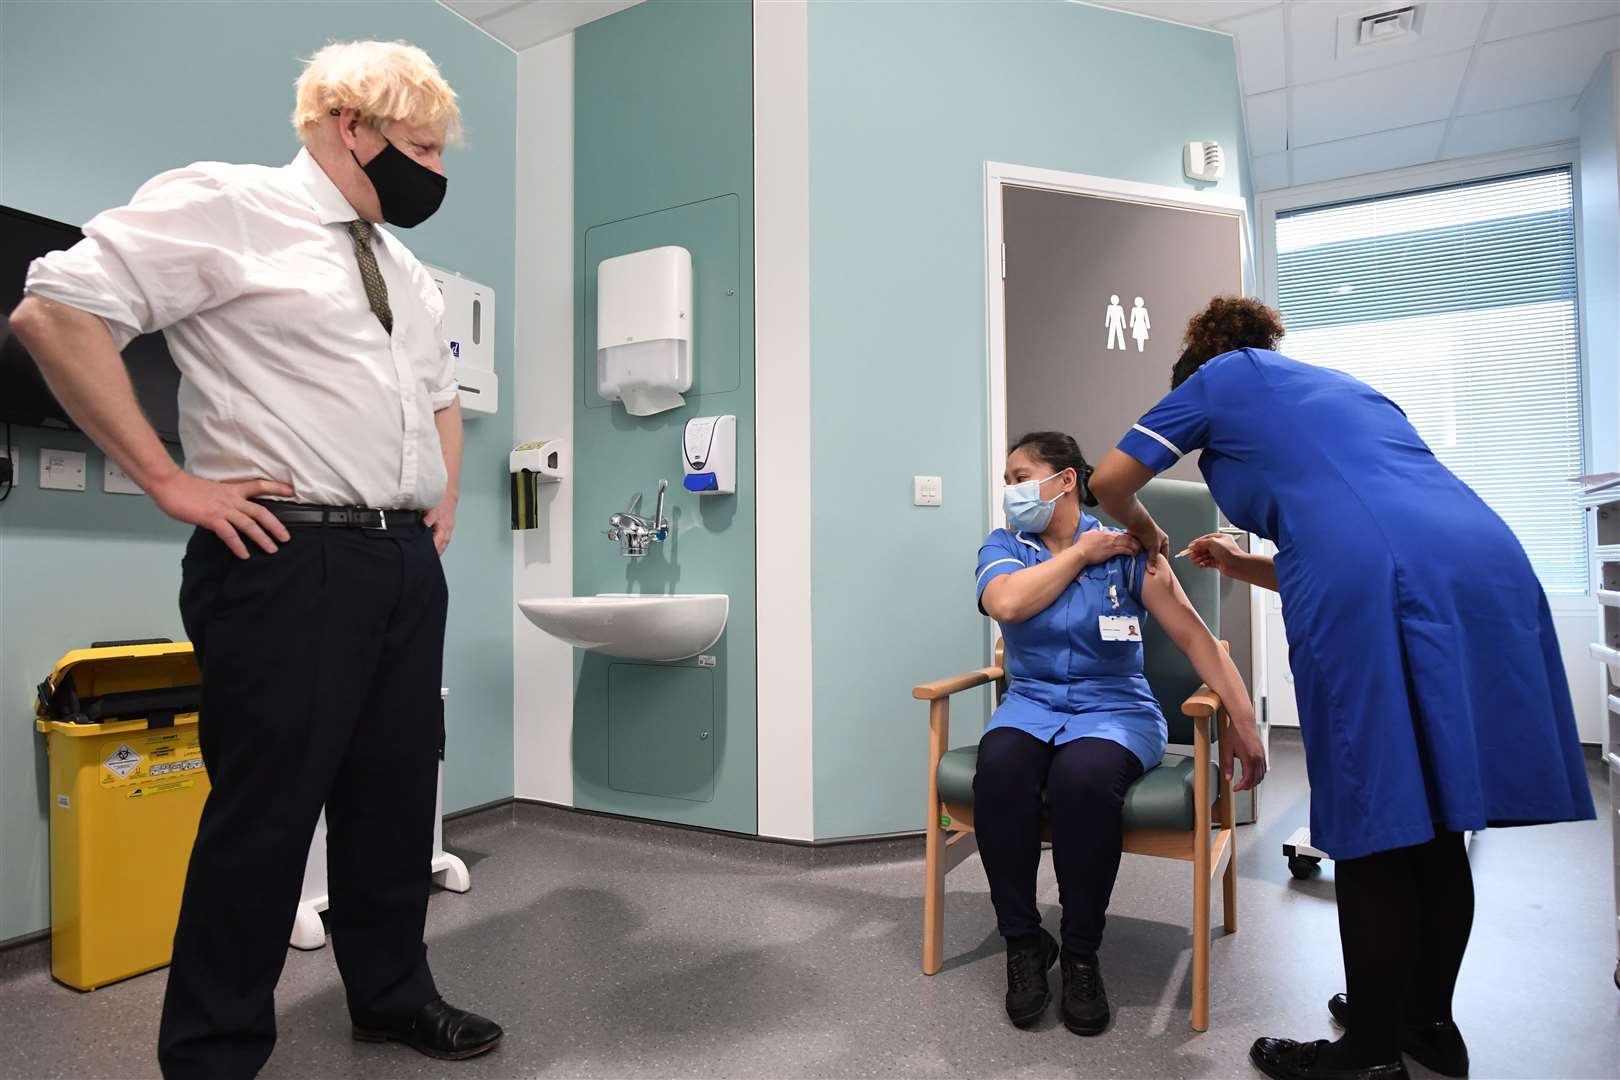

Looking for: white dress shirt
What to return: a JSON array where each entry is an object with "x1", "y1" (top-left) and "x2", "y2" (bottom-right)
[{"x1": 25, "y1": 148, "x2": 457, "y2": 510}]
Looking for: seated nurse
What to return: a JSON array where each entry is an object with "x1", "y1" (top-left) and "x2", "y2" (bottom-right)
[{"x1": 974, "y1": 432, "x2": 1265, "y2": 1037}]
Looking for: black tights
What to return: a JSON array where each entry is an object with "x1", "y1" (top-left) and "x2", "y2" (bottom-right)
[{"x1": 1331, "y1": 831, "x2": 1474, "y2": 1065}]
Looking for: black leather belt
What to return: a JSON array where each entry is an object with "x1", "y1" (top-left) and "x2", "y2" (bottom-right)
[{"x1": 255, "y1": 501, "x2": 423, "y2": 531}]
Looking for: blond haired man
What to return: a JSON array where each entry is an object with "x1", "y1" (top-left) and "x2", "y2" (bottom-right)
[{"x1": 11, "y1": 41, "x2": 502, "y2": 1076}]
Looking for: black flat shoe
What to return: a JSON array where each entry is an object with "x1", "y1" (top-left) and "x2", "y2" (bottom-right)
[
  {"x1": 1250, "y1": 1037, "x2": 1408, "y2": 1080},
  {"x1": 1328, "y1": 993, "x2": 1470, "y2": 1077},
  {"x1": 1003, "y1": 929, "x2": 1059, "y2": 1027},
  {"x1": 353, "y1": 996, "x2": 504, "y2": 1061},
  {"x1": 1058, "y1": 948, "x2": 1110, "y2": 1036}
]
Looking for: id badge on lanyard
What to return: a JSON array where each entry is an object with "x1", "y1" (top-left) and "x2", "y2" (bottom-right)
[{"x1": 1098, "y1": 564, "x2": 1141, "y2": 642}]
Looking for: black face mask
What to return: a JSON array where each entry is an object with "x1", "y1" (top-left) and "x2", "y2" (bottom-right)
[{"x1": 353, "y1": 139, "x2": 446, "y2": 228}]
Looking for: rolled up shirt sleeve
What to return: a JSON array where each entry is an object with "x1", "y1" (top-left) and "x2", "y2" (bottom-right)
[
  {"x1": 1117, "y1": 372, "x2": 1211, "y2": 475},
  {"x1": 428, "y1": 289, "x2": 459, "y2": 411},
  {"x1": 976, "y1": 531, "x2": 1027, "y2": 615},
  {"x1": 24, "y1": 167, "x2": 247, "y2": 349}
]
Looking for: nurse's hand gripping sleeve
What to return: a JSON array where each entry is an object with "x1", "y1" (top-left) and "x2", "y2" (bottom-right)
[
  {"x1": 24, "y1": 168, "x2": 249, "y2": 349},
  {"x1": 1116, "y1": 374, "x2": 1211, "y2": 474}
]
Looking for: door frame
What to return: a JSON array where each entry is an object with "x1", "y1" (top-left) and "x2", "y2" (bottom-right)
[{"x1": 981, "y1": 161, "x2": 1263, "y2": 752}]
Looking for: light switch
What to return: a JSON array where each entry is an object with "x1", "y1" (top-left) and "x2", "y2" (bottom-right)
[
  {"x1": 104, "y1": 457, "x2": 143, "y2": 495},
  {"x1": 913, "y1": 475, "x2": 942, "y2": 507},
  {"x1": 40, "y1": 449, "x2": 87, "y2": 491}
]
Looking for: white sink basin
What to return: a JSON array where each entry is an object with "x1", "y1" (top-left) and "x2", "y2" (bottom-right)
[{"x1": 518, "y1": 593, "x2": 729, "y2": 662}]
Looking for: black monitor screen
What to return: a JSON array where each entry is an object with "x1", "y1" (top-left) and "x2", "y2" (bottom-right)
[{"x1": 0, "y1": 204, "x2": 182, "y2": 443}]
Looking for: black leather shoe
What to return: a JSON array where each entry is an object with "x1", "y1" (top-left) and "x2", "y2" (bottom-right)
[
  {"x1": 1003, "y1": 929, "x2": 1059, "y2": 1027},
  {"x1": 1250, "y1": 1037, "x2": 1408, "y2": 1080},
  {"x1": 1058, "y1": 948, "x2": 1110, "y2": 1036},
  {"x1": 1328, "y1": 993, "x2": 1470, "y2": 1077},
  {"x1": 353, "y1": 997, "x2": 504, "y2": 1061}
]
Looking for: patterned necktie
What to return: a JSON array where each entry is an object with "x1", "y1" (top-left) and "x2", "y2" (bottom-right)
[{"x1": 346, "y1": 220, "x2": 393, "y2": 335}]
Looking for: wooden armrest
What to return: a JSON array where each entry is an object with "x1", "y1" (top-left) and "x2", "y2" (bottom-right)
[
  {"x1": 1181, "y1": 684, "x2": 1221, "y2": 718},
  {"x1": 913, "y1": 667, "x2": 1004, "y2": 701}
]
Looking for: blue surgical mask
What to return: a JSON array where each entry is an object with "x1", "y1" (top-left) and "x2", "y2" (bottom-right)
[{"x1": 1003, "y1": 472, "x2": 1067, "y2": 533}]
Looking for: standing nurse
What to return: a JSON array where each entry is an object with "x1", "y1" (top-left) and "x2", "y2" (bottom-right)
[
  {"x1": 12, "y1": 40, "x2": 501, "y2": 1077},
  {"x1": 1088, "y1": 297, "x2": 1594, "y2": 1080}
]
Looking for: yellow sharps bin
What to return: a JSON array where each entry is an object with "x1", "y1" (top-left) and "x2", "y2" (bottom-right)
[{"x1": 35, "y1": 641, "x2": 208, "y2": 991}]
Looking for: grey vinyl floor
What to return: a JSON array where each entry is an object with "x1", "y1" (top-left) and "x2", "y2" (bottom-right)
[{"x1": 1, "y1": 732, "x2": 1615, "y2": 1079}]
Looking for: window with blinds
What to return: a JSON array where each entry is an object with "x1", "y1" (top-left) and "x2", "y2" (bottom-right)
[{"x1": 1275, "y1": 168, "x2": 1587, "y2": 595}]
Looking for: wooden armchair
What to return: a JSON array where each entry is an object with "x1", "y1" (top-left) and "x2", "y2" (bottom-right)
[
  {"x1": 913, "y1": 477, "x2": 1239, "y2": 1032},
  {"x1": 913, "y1": 643, "x2": 1236, "y2": 1031}
]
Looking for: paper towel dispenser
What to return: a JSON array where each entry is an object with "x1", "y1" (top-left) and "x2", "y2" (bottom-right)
[
  {"x1": 596, "y1": 246, "x2": 692, "y2": 417},
  {"x1": 426, "y1": 264, "x2": 498, "y2": 416}
]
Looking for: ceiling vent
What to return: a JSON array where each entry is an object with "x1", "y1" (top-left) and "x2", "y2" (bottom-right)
[
  {"x1": 1337, "y1": 4, "x2": 1425, "y2": 58},
  {"x1": 1357, "y1": 5, "x2": 1418, "y2": 46}
]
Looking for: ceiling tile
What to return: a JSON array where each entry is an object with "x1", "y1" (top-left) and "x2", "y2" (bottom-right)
[
  {"x1": 440, "y1": 0, "x2": 526, "y2": 21},
  {"x1": 1225, "y1": 5, "x2": 1288, "y2": 94},
  {"x1": 1245, "y1": 90, "x2": 1289, "y2": 155},
  {"x1": 479, "y1": 0, "x2": 641, "y2": 50},
  {"x1": 1483, "y1": 0, "x2": 1620, "y2": 42},
  {"x1": 1289, "y1": 0, "x2": 1490, "y2": 86},
  {"x1": 1290, "y1": 121, "x2": 1446, "y2": 186},
  {"x1": 1082, "y1": 1, "x2": 1277, "y2": 27},
  {"x1": 1456, "y1": 16, "x2": 1620, "y2": 114},
  {"x1": 1290, "y1": 50, "x2": 1470, "y2": 146},
  {"x1": 1441, "y1": 96, "x2": 1583, "y2": 158},
  {"x1": 1250, "y1": 151, "x2": 1292, "y2": 191}
]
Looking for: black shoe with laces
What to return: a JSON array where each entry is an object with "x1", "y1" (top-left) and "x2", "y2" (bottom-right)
[
  {"x1": 1002, "y1": 929, "x2": 1059, "y2": 1027},
  {"x1": 1327, "y1": 993, "x2": 1470, "y2": 1077},
  {"x1": 1058, "y1": 947, "x2": 1110, "y2": 1036}
]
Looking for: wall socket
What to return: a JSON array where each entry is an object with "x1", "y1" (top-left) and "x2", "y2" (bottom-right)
[
  {"x1": 103, "y1": 457, "x2": 143, "y2": 495},
  {"x1": 913, "y1": 475, "x2": 943, "y2": 507},
  {"x1": 40, "y1": 448, "x2": 87, "y2": 492},
  {"x1": 1, "y1": 445, "x2": 17, "y2": 488}
]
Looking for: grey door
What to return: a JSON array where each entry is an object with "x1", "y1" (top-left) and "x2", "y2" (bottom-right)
[{"x1": 1000, "y1": 183, "x2": 1260, "y2": 820}]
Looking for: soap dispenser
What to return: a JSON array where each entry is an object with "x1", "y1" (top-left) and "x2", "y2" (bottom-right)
[{"x1": 682, "y1": 415, "x2": 736, "y2": 495}]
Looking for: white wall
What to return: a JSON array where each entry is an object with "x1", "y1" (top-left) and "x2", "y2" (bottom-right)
[
  {"x1": 512, "y1": 34, "x2": 576, "y2": 804},
  {"x1": 1579, "y1": 53, "x2": 1619, "y2": 478},
  {"x1": 753, "y1": 0, "x2": 815, "y2": 840}
]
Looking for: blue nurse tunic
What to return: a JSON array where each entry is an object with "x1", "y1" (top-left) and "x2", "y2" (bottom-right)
[
  {"x1": 1118, "y1": 348, "x2": 1595, "y2": 860},
  {"x1": 976, "y1": 514, "x2": 1167, "y2": 771}
]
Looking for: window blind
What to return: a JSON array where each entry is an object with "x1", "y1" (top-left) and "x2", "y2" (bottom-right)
[{"x1": 1275, "y1": 168, "x2": 1587, "y2": 595}]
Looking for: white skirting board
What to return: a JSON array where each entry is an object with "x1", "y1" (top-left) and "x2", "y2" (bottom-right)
[{"x1": 290, "y1": 689, "x2": 470, "y2": 951}]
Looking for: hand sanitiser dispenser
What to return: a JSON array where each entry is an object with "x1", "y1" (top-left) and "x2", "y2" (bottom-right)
[
  {"x1": 682, "y1": 415, "x2": 736, "y2": 495},
  {"x1": 596, "y1": 246, "x2": 693, "y2": 416}
]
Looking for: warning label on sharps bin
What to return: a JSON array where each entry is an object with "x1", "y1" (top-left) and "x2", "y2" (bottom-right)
[{"x1": 100, "y1": 729, "x2": 205, "y2": 798}]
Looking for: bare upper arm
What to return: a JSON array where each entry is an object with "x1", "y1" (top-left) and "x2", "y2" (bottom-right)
[{"x1": 1139, "y1": 555, "x2": 1213, "y2": 649}]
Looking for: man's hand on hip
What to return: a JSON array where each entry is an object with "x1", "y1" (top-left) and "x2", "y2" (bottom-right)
[
  {"x1": 424, "y1": 494, "x2": 456, "y2": 556},
  {"x1": 149, "y1": 471, "x2": 294, "y2": 559}
]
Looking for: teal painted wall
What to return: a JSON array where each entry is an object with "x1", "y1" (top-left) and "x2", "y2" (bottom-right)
[
  {"x1": 806, "y1": 0, "x2": 1251, "y2": 837},
  {"x1": 572, "y1": 0, "x2": 757, "y2": 832},
  {"x1": 0, "y1": 0, "x2": 515, "y2": 940}
]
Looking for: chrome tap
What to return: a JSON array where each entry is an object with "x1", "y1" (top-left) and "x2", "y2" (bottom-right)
[{"x1": 606, "y1": 479, "x2": 669, "y2": 557}]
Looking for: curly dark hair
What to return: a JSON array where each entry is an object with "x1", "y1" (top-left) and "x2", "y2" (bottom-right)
[
  {"x1": 1170, "y1": 296, "x2": 1286, "y2": 388},
  {"x1": 1009, "y1": 431, "x2": 1099, "y2": 506}
]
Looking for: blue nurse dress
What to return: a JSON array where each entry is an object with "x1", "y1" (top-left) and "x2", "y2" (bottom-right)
[
  {"x1": 976, "y1": 514, "x2": 1167, "y2": 771},
  {"x1": 1117, "y1": 348, "x2": 1595, "y2": 860}
]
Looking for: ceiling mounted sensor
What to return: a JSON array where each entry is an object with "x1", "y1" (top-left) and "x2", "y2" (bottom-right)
[{"x1": 1338, "y1": 4, "x2": 1423, "y2": 57}]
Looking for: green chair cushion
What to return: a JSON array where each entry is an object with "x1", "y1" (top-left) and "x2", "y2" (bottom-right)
[{"x1": 936, "y1": 745, "x2": 1216, "y2": 832}]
